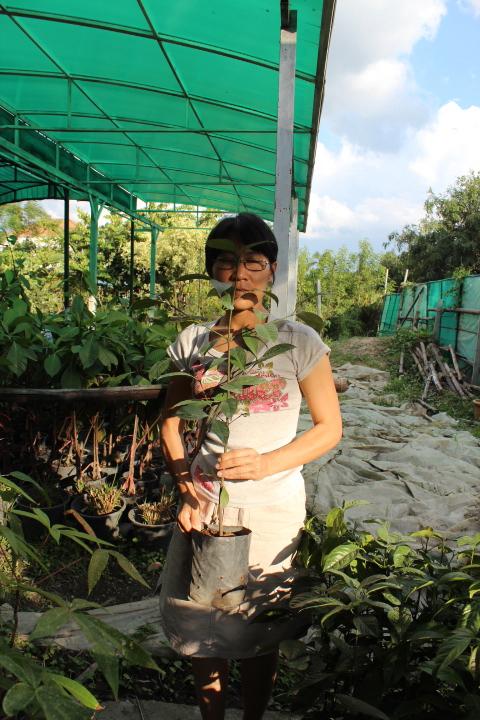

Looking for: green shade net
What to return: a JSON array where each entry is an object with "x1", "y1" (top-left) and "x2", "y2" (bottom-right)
[
  {"x1": 378, "y1": 275, "x2": 480, "y2": 367},
  {"x1": 0, "y1": 1, "x2": 333, "y2": 230}
]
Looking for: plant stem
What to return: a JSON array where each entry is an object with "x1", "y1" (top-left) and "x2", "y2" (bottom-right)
[{"x1": 218, "y1": 292, "x2": 235, "y2": 538}]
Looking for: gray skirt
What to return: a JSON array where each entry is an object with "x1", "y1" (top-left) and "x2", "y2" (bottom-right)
[{"x1": 159, "y1": 488, "x2": 308, "y2": 658}]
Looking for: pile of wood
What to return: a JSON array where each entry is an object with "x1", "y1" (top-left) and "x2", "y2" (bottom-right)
[{"x1": 399, "y1": 341, "x2": 478, "y2": 408}]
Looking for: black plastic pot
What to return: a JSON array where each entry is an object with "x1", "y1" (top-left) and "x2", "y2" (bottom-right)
[
  {"x1": 70, "y1": 495, "x2": 126, "y2": 541},
  {"x1": 190, "y1": 526, "x2": 252, "y2": 610},
  {"x1": 16, "y1": 501, "x2": 67, "y2": 542},
  {"x1": 127, "y1": 507, "x2": 175, "y2": 545}
]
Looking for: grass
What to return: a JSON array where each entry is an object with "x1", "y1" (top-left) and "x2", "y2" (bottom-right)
[{"x1": 329, "y1": 336, "x2": 391, "y2": 370}]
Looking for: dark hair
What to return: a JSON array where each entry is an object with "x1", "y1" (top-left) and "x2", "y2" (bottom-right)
[{"x1": 205, "y1": 212, "x2": 278, "y2": 278}]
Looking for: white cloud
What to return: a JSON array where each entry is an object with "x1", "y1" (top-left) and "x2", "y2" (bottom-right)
[
  {"x1": 305, "y1": 100, "x2": 480, "y2": 252},
  {"x1": 324, "y1": 0, "x2": 447, "y2": 150},
  {"x1": 411, "y1": 101, "x2": 480, "y2": 186}
]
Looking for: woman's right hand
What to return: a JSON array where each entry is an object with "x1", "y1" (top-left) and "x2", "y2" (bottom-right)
[{"x1": 177, "y1": 494, "x2": 202, "y2": 533}]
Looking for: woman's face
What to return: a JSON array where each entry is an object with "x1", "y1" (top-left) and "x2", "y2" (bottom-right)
[{"x1": 212, "y1": 243, "x2": 277, "y2": 311}]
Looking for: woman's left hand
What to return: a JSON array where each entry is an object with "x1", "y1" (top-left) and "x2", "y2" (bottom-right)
[{"x1": 216, "y1": 448, "x2": 270, "y2": 481}]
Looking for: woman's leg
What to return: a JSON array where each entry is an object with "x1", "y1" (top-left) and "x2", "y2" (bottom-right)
[
  {"x1": 240, "y1": 650, "x2": 279, "y2": 720},
  {"x1": 191, "y1": 657, "x2": 229, "y2": 720}
]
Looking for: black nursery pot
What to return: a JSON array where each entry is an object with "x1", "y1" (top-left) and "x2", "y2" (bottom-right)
[
  {"x1": 189, "y1": 526, "x2": 252, "y2": 610},
  {"x1": 70, "y1": 495, "x2": 126, "y2": 541},
  {"x1": 127, "y1": 507, "x2": 175, "y2": 546}
]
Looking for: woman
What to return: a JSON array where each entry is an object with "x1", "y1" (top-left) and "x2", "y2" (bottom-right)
[{"x1": 160, "y1": 213, "x2": 342, "y2": 720}]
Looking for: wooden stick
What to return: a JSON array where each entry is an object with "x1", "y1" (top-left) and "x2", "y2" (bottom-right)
[
  {"x1": 418, "y1": 398, "x2": 437, "y2": 414},
  {"x1": 419, "y1": 341, "x2": 429, "y2": 367},
  {"x1": 414, "y1": 346, "x2": 428, "y2": 373},
  {"x1": 448, "y1": 344, "x2": 462, "y2": 381},
  {"x1": 421, "y1": 371, "x2": 432, "y2": 400},
  {"x1": 444, "y1": 361, "x2": 467, "y2": 398},
  {"x1": 429, "y1": 361, "x2": 443, "y2": 391},
  {"x1": 429, "y1": 344, "x2": 463, "y2": 396},
  {"x1": 410, "y1": 349, "x2": 426, "y2": 378},
  {"x1": 399, "y1": 349, "x2": 405, "y2": 375}
]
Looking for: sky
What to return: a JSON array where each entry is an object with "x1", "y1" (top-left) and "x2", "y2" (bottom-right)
[
  {"x1": 42, "y1": 0, "x2": 480, "y2": 257},
  {"x1": 304, "y1": 0, "x2": 480, "y2": 254}
]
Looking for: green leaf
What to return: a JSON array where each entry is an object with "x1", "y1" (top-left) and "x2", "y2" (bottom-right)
[
  {"x1": 259, "y1": 343, "x2": 295, "y2": 362},
  {"x1": 297, "y1": 310, "x2": 325, "y2": 333},
  {"x1": 0, "y1": 476, "x2": 35, "y2": 504},
  {"x1": 219, "y1": 397, "x2": 238, "y2": 418},
  {"x1": 61, "y1": 366, "x2": 82, "y2": 389},
  {"x1": 30, "y1": 608, "x2": 71, "y2": 641},
  {"x1": 254, "y1": 322, "x2": 278, "y2": 344},
  {"x1": 206, "y1": 237, "x2": 236, "y2": 251},
  {"x1": 229, "y1": 347, "x2": 246, "y2": 370},
  {"x1": 219, "y1": 486, "x2": 229, "y2": 509},
  {"x1": 97, "y1": 345, "x2": 118, "y2": 370},
  {"x1": 48, "y1": 673, "x2": 101, "y2": 710},
  {"x1": 87, "y1": 549, "x2": 110, "y2": 595},
  {"x1": 78, "y1": 335, "x2": 99, "y2": 369},
  {"x1": 109, "y1": 551, "x2": 150, "y2": 588},
  {"x1": 93, "y1": 652, "x2": 119, "y2": 699},
  {"x1": 353, "y1": 615, "x2": 380, "y2": 638},
  {"x1": 44, "y1": 353, "x2": 62, "y2": 377},
  {"x1": 6, "y1": 341, "x2": 28, "y2": 376},
  {"x1": 0, "y1": 653, "x2": 40, "y2": 687},
  {"x1": 436, "y1": 627, "x2": 474, "y2": 671},
  {"x1": 322, "y1": 542, "x2": 358, "y2": 572},
  {"x1": 211, "y1": 419, "x2": 229, "y2": 445},
  {"x1": 243, "y1": 334, "x2": 260, "y2": 356},
  {"x1": 393, "y1": 545, "x2": 412, "y2": 567},
  {"x1": 335, "y1": 694, "x2": 390, "y2": 720},
  {"x1": 35, "y1": 685, "x2": 92, "y2": 720},
  {"x1": 2, "y1": 682, "x2": 35, "y2": 716},
  {"x1": 175, "y1": 405, "x2": 208, "y2": 420}
]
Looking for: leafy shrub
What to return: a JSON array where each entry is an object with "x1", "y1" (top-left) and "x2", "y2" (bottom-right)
[{"x1": 282, "y1": 502, "x2": 480, "y2": 719}]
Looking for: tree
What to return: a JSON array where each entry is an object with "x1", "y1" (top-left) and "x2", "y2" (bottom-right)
[
  {"x1": 386, "y1": 172, "x2": 480, "y2": 281},
  {"x1": 297, "y1": 241, "x2": 388, "y2": 338}
]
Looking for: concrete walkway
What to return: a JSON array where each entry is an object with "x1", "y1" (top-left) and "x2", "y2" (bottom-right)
[{"x1": 98, "y1": 699, "x2": 299, "y2": 719}]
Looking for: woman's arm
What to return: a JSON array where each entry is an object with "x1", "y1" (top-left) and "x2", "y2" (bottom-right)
[
  {"x1": 216, "y1": 354, "x2": 342, "y2": 480},
  {"x1": 161, "y1": 374, "x2": 202, "y2": 532}
]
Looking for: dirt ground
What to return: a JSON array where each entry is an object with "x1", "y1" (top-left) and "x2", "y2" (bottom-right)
[{"x1": 329, "y1": 335, "x2": 392, "y2": 370}]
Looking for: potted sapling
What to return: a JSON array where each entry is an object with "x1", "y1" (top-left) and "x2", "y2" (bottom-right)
[
  {"x1": 128, "y1": 486, "x2": 177, "y2": 543},
  {"x1": 71, "y1": 480, "x2": 126, "y2": 540},
  {"x1": 170, "y1": 267, "x2": 294, "y2": 609}
]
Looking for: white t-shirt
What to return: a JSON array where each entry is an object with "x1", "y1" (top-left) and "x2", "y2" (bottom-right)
[{"x1": 167, "y1": 319, "x2": 330, "y2": 508}]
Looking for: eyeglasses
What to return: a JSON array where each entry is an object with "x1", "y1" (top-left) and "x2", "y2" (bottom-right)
[{"x1": 214, "y1": 256, "x2": 271, "y2": 272}]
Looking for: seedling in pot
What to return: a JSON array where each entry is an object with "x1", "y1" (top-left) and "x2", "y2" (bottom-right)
[
  {"x1": 83, "y1": 481, "x2": 123, "y2": 516},
  {"x1": 136, "y1": 488, "x2": 176, "y2": 526}
]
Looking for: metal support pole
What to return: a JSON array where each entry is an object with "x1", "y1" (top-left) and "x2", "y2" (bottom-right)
[
  {"x1": 129, "y1": 219, "x2": 135, "y2": 306},
  {"x1": 271, "y1": 14, "x2": 297, "y2": 320},
  {"x1": 316, "y1": 278, "x2": 322, "y2": 316},
  {"x1": 88, "y1": 197, "x2": 103, "y2": 313},
  {"x1": 63, "y1": 188, "x2": 70, "y2": 309},
  {"x1": 150, "y1": 227, "x2": 158, "y2": 299},
  {"x1": 472, "y1": 317, "x2": 480, "y2": 386},
  {"x1": 287, "y1": 195, "x2": 299, "y2": 317}
]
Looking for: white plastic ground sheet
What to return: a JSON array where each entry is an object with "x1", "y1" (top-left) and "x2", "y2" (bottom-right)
[{"x1": 300, "y1": 363, "x2": 480, "y2": 536}]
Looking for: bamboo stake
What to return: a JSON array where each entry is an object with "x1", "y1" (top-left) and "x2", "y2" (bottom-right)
[
  {"x1": 419, "y1": 341, "x2": 429, "y2": 367},
  {"x1": 421, "y1": 371, "x2": 432, "y2": 400},
  {"x1": 429, "y1": 361, "x2": 443, "y2": 391},
  {"x1": 410, "y1": 349, "x2": 426, "y2": 379},
  {"x1": 448, "y1": 344, "x2": 462, "y2": 381}
]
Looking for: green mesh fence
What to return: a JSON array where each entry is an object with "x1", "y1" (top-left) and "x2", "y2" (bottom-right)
[{"x1": 378, "y1": 275, "x2": 480, "y2": 370}]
